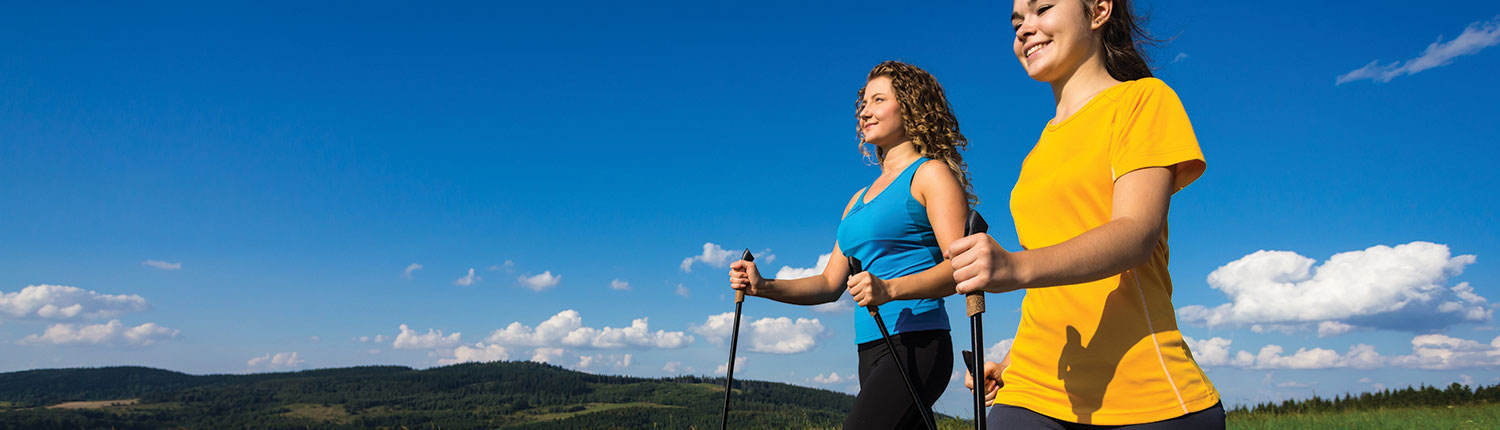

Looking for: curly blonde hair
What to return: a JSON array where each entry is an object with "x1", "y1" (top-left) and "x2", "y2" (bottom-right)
[{"x1": 856, "y1": 61, "x2": 976, "y2": 207}]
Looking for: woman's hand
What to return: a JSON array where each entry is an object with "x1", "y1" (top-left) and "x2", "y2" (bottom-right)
[
  {"x1": 948, "y1": 233, "x2": 1024, "y2": 294},
  {"x1": 846, "y1": 271, "x2": 892, "y2": 308},
  {"x1": 964, "y1": 358, "x2": 1009, "y2": 406},
  {"x1": 729, "y1": 260, "x2": 766, "y2": 297}
]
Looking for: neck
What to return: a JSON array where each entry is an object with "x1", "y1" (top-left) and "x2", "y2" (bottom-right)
[
  {"x1": 878, "y1": 142, "x2": 920, "y2": 175},
  {"x1": 1049, "y1": 51, "x2": 1123, "y2": 123}
]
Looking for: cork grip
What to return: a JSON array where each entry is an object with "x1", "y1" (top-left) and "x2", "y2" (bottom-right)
[
  {"x1": 964, "y1": 211, "x2": 990, "y2": 317},
  {"x1": 736, "y1": 249, "x2": 755, "y2": 303}
]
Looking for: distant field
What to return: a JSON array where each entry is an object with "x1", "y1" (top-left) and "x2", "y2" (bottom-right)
[
  {"x1": 1228, "y1": 403, "x2": 1500, "y2": 429},
  {"x1": 45, "y1": 399, "x2": 139, "y2": 410}
]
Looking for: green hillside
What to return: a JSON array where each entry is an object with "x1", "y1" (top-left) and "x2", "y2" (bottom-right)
[{"x1": 0, "y1": 361, "x2": 862, "y2": 429}]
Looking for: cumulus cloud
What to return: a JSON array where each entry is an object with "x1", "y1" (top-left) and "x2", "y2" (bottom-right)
[
  {"x1": 1170, "y1": 52, "x2": 1190, "y2": 64},
  {"x1": 610, "y1": 279, "x2": 630, "y2": 291},
  {"x1": 1178, "y1": 242, "x2": 1487, "y2": 334},
  {"x1": 775, "y1": 253, "x2": 831, "y2": 279},
  {"x1": 675, "y1": 284, "x2": 690, "y2": 299},
  {"x1": 438, "y1": 343, "x2": 509, "y2": 365},
  {"x1": 1337, "y1": 16, "x2": 1500, "y2": 84},
  {"x1": 0, "y1": 285, "x2": 149, "y2": 321},
  {"x1": 715, "y1": 356, "x2": 747, "y2": 375},
  {"x1": 681, "y1": 242, "x2": 736, "y2": 273},
  {"x1": 1318, "y1": 321, "x2": 1356, "y2": 338},
  {"x1": 142, "y1": 260, "x2": 181, "y2": 270},
  {"x1": 692, "y1": 313, "x2": 824, "y2": 354},
  {"x1": 247, "y1": 352, "x2": 304, "y2": 370},
  {"x1": 393, "y1": 324, "x2": 461, "y2": 349},
  {"x1": 454, "y1": 268, "x2": 480, "y2": 286},
  {"x1": 489, "y1": 260, "x2": 516, "y2": 272},
  {"x1": 18, "y1": 320, "x2": 178, "y2": 346},
  {"x1": 518, "y1": 271, "x2": 561, "y2": 292},
  {"x1": 663, "y1": 361, "x2": 693, "y2": 374},
  {"x1": 1184, "y1": 336, "x2": 1234, "y2": 367},
  {"x1": 485, "y1": 309, "x2": 692, "y2": 349},
  {"x1": 1388, "y1": 334, "x2": 1500, "y2": 370},
  {"x1": 749, "y1": 317, "x2": 824, "y2": 354},
  {"x1": 811, "y1": 372, "x2": 855, "y2": 385},
  {"x1": 403, "y1": 263, "x2": 422, "y2": 279},
  {"x1": 576, "y1": 353, "x2": 632, "y2": 370},
  {"x1": 985, "y1": 338, "x2": 1015, "y2": 364},
  {"x1": 531, "y1": 347, "x2": 564, "y2": 364},
  {"x1": 1187, "y1": 334, "x2": 1500, "y2": 370}
]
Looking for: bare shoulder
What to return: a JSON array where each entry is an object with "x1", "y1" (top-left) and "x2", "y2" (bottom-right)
[{"x1": 913, "y1": 159, "x2": 961, "y2": 190}]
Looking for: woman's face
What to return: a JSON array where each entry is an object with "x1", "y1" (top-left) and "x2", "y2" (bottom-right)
[
  {"x1": 1011, "y1": 0, "x2": 1103, "y2": 82},
  {"x1": 858, "y1": 76, "x2": 906, "y2": 146}
]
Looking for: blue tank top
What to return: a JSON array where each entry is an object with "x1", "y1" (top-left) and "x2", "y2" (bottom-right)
[{"x1": 836, "y1": 158, "x2": 951, "y2": 344}]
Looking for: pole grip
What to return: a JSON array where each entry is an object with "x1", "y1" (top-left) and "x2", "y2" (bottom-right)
[
  {"x1": 966, "y1": 292, "x2": 985, "y2": 317},
  {"x1": 736, "y1": 249, "x2": 755, "y2": 304}
]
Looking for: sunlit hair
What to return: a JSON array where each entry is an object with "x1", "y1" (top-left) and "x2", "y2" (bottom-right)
[
  {"x1": 856, "y1": 61, "x2": 976, "y2": 207},
  {"x1": 1085, "y1": 0, "x2": 1156, "y2": 81}
]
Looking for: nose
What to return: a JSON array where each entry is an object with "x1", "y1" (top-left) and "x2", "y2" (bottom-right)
[{"x1": 1016, "y1": 17, "x2": 1036, "y2": 41}]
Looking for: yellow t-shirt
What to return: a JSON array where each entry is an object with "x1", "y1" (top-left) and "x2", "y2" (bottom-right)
[{"x1": 997, "y1": 78, "x2": 1217, "y2": 425}]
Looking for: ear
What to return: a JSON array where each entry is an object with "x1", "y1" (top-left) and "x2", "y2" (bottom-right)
[{"x1": 1090, "y1": 0, "x2": 1114, "y2": 30}]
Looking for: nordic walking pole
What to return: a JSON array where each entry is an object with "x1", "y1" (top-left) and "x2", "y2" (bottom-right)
[
  {"x1": 848, "y1": 256, "x2": 937, "y2": 430},
  {"x1": 963, "y1": 210, "x2": 990, "y2": 430},
  {"x1": 721, "y1": 249, "x2": 754, "y2": 430}
]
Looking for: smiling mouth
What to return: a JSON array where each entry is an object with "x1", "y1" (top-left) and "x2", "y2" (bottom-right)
[{"x1": 1025, "y1": 42, "x2": 1049, "y2": 58}]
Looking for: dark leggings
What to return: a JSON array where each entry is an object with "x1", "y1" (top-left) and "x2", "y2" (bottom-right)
[
  {"x1": 986, "y1": 402, "x2": 1226, "y2": 430},
  {"x1": 844, "y1": 330, "x2": 953, "y2": 430}
]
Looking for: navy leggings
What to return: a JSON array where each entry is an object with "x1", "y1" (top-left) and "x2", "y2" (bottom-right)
[{"x1": 844, "y1": 330, "x2": 953, "y2": 430}]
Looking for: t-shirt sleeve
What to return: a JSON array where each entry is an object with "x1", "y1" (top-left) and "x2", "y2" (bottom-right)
[{"x1": 1109, "y1": 79, "x2": 1206, "y2": 192}]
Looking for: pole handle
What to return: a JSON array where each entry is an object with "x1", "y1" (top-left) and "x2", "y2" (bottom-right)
[
  {"x1": 736, "y1": 249, "x2": 755, "y2": 303},
  {"x1": 963, "y1": 210, "x2": 990, "y2": 317},
  {"x1": 966, "y1": 292, "x2": 985, "y2": 317}
]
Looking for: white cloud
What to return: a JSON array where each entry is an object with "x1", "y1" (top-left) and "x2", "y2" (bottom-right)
[
  {"x1": 715, "y1": 356, "x2": 747, "y2": 375},
  {"x1": 393, "y1": 324, "x2": 461, "y2": 349},
  {"x1": 610, "y1": 279, "x2": 631, "y2": 291},
  {"x1": 454, "y1": 268, "x2": 480, "y2": 286},
  {"x1": 489, "y1": 260, "x2": 516, "y2": 272},
  {"x1": 1388, "y1": 334, "x2": 1500, "y2": 370},
  {"x1": 675, "y1": 284, "x2": 690, "y2": 298},
  {"x1": 403, "y1": 263, "x2": 422, "y2": 279},
  {"x1": 576, "y1": 353, "x2": 632, "y2": 370},
  {"x1": 518, "y1": 271, "x2": 561, "y2": 292},
  {"x1": 1318, "y1": 321, "x2": 1356, "y2": 338},
  {"x1": 1184, "y1": 336, "x2": 1233, "y2": 367},
  {"x1": 1276, "y1": 380, "x2": 1313, "y2": 388},
  {"x1": 681, "y1": 242, "x2": 736, "y2": 273},
  {"x1": 748, "y1": 317, "x2": 824, "y2": 354},
  {"x1": 438, "y1": 343, "x2": 509, "y2": 365},
  {"x1": 811, "y1": 372, "x2": 855, "y2": 385},
  {"x1": 142, "y1": 260, "x2": 181, "y2": 270},
  {"x1": 985, "y1": 338, "x2": 1015, "y2": 363},
  {"x1": 0, "y1": 285, "x2": 149, "y2": 321},
  {"x1": 663, "y1": 361, "x2": 689, "y2": 373},
  {"x1": 1337, "y1": 16, "x2": 1500, "y2": 84},
  {"x1": 776, "y1": 253, "x2": 830, "y2": 279},
  {"x1": 485, "y1": 309, "x2": 692, "y2": 349},
  {"x1": 18, "y1": 320, "x2": 178, "y2": 346},
  {"x1": 691, "y1": 313, "x2": 823, "y2": 354},
  {"x1": 247, "y1": 352, "x2": 305, "y2": 370},
  {"x1": 1170, "y1": 52, "x2": 1189, "y2": 64},
  {"x1": 531, "y1": 347, "x2": 564, "y2": 363},
  {"x1": 1178, "y1": 242, "x2": 1487, "y2": 333}
]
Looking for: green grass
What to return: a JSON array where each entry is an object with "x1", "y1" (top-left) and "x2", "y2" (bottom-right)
[
  {"x1": 525, "y1": 402, "x2": 681, "y2": 422},
  {"x1": 1228, "y1": 403, "x2": 1500, "y2": 429}
]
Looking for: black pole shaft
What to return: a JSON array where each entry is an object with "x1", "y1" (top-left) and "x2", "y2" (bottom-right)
[
  {"x1": 871, "y1": 309, "x2": 937, "y2": 430},
  {"x1": 971, "y1": 313, "x2": 986, "y2": 430},
  {"x1": 721, "y1": 299, "x2": 743, "y2": 430},
  {"x1": 850, "y1": 256, "x2": 936, "y2": 430}
]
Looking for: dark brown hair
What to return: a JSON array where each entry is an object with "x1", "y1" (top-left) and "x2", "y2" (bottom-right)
[
  {"x1": 1087, "y1": 0, "x2": 1156, "y2": 81},
  {"x1": 856, "y1": 61, "x2": 975, "y2": 207}
]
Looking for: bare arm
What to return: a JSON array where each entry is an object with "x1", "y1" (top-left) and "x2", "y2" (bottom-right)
[
  {"x1": 951, "y1": 166, "x2": 1173, "y2": 294},
  {"x1": 847, "y1": 161, "x2": 966, "y2": 307},
  {"x1": 728, "y1": 190, "x2": 861, "y2": 305}
]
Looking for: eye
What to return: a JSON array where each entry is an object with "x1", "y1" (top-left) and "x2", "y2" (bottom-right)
[{"x1": 1038, "y1": 4, "x2": 1051, "y2": 14}]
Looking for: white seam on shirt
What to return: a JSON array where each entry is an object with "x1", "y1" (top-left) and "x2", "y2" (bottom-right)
[{"x1": 1130, "y1": 270, "x2": 1189, "y2": 414}]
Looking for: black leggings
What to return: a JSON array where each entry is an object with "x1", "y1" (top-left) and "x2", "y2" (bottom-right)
[
  {"x1": 986, "y1": 402, "x2": 1226, "y2": 430},
  {"x1": 845, "y1": 330, "x2": 953, "y2": 430}
]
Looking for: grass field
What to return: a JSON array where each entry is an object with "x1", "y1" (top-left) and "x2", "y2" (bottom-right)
[{"x1": 1228, "y1": 403, "x2": 1500, "y2": 429}]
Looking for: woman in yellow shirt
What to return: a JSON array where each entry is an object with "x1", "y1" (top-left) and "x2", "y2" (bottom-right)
[{"x1": 949, "y1": 0, "x2": 1225, "y2": 428}]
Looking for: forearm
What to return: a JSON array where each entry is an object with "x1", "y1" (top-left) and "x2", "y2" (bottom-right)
[
  {"x1": 885, "y1": 260, "x2": 959, "y2": 300},
  {"x1": 1011, "y1": 216, "x2": 1159, "y2": 290},
  {"x1": 757, "y1": 276, "x2": 843, "y2": 306}
]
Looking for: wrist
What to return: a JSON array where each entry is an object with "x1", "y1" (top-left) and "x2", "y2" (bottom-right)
[{"x1": 1009, "y1": 251, "x2": 1036, "y2": 289}]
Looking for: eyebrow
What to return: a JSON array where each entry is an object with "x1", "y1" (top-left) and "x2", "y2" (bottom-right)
[{"x1": 1012, "y1": 0, "x2": 1036, "y2": 22}]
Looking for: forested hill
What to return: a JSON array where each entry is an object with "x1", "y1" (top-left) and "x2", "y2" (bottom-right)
[{"x1": 0, "y1": 361, "x2": 858, "y2": 429}]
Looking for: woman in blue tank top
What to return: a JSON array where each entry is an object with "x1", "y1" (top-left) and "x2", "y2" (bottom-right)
[{"x1": 728, "y1": 61, "x2": 976, "y2": 429}]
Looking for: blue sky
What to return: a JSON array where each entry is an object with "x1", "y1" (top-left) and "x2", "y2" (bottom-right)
[{"x1": 3, "y1": 0, "x2": 1499, "y2": 418}]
